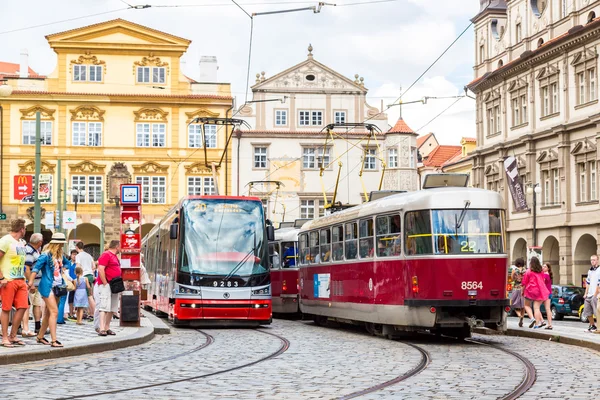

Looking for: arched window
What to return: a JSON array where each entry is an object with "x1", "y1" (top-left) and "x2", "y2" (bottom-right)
[
  {"x1": 498, "y1": 60, "x2": 504, "y2": 68},
  {"x1": 537, "y1": 38, "x2": 544, "y2": 48},
  {"x1": 588, "y1": 11, "x2": 596, "y2": 24}
]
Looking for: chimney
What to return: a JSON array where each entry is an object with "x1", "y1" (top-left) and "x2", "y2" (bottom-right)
[
  {"x1": 199, "y1": 56, "x2": 218, "y2": 82},
  {"x1": 20, "y1": 49, "x2": 29, "y2": 78}
]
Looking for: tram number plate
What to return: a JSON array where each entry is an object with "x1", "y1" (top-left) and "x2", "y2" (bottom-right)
[
  {"x1": 213, "y1": 280, "x2": 239, "y2": 288},
  {"x1": 461, "y1": 281, "x2": 483, "y2": 290}
]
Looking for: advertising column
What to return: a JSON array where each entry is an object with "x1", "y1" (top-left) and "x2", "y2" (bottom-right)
[{"x1": 119, "y1": 184, "x2": 142, "y2": 327}]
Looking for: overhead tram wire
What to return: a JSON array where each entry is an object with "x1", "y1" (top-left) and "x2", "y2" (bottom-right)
[{"x1": 415, "y1": 96, "x2": 464, "y2": 132}]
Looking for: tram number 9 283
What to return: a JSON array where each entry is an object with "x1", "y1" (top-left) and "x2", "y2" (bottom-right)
[
  {"x1": 213, "y1": 280, "x2": 239, "y2": 288},
  {"x1": 461, "y1": 281, "x2": 483, "y2": 290}
]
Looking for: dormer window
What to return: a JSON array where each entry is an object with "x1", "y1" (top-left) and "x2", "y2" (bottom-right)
[
  {"x1": 305, "y1": 74, "x2": 315, "y2": 81},
  {"x1": 73, "y1": 65, "x2": 103, "y2": 82},
  {"x1": 137, "y1": 66, "x2": 166, "y2": 84}
]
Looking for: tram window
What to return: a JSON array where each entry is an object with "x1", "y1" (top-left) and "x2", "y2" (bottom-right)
[
  {"x1": 281, "y1": 241, "x2": 297, "y2": 268},
  {"x1": 345, "y1": 222, "x2": 358, "y2": 260},
  {"x1": 299, "y1": 234, "x2": 309, "y2": 265},
  {"x1": 359, "y1": 219, "x2": 374, "y2": 258},
  {"x1": 376, "y1": 214, "x2": 401, "y2": 257},
  {"x1": 269, "y1": 243, "x2": 281, "y2": 268},
  {"x1": 431, "y1": 209, "x2": 504, "y2": 254},
  {"x1": 404, "y1": 211, "x2": 433, "y2": 255},
  {"x1": 332, "y1": 225, "x2": 344, "y2": 261},
  {"x1": 309, "y1": 231, "x2": 320, "y2": 264},
  {"x1": 320, "y1": 229, "x2": 331, "y2": 263}
]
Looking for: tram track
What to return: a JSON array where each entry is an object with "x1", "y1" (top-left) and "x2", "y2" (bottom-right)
[
  {"x1": 467, "y1": 338, "x2": 537, "y2": 400},
  {"x1": 56, "y1": 329, "x2": 290, "y2": 400},
  {"x1": 337, "y1": 342, "x2": 430, "y2": 400}
]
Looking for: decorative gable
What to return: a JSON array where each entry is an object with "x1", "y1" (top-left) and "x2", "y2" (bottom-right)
[
  {"x1": 70, "y1": 105, "x2": 105, "y2": 121},
  {"x1": 133, "y1": 161, "x2": 168, "y2": 174},
  {"x1": 185, "y1": 162, "x2": 214, "y2": 175},
  {"x1": 185, "y1": 109, "x2": 220, "y2": 123},
  {"x1": 571, "y1": 138, "x2": 597, "y2": 155},
  {"x1": 20, "y1": 105, "x2": 56, "y2": 120},
  {"x1": 70, "y1": 51, "x2": 106, "y2": 73},
  {"x1": 134, "y1": 107, "x2": 169, "y2": 122},
  {"x1": 133, "y1": 53, "x2": 170, "y2": 75},
  {"x1": 19, "y1": 160, "x2": 55, "y2": 174},
  {"x1": 69, "y1": 160, "x2": 106, "y2": 173}
]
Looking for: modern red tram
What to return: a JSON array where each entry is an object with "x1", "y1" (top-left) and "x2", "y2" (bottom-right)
[
  {"x1": 298, "y1": 178, "x2": 509, "y2": 338},
  {"x1": 142, "y1": 195, "x2": 275, "y2": 326}
]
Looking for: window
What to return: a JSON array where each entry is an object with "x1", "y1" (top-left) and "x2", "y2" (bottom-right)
[
  {"x1": 590, "y1": 68, "x2": 597, "y2": 101},
  {"x1": 344, "y1": 222, "x2": 358, "y2": 260},
  {"x1": 578, "y1": 72, "x2": 585, "y2": 104},
  {"x1": 22, "y1": 120, "x2": 52, "y2": 145},
  {"x1": 319, "y1": 229, "x2": 331, "y2": 263},
  {"x1": 512, "y1": 98, "x2": 520, "y2": 126},
  {"x1": 187, "y1": 177, "x2": 203, "y2": 195},
  {"x1": 516, "y1": 23, "x2": 522, "y2": 42},
  {"x1": 298, "y1": 110, "x2": 322, "y2": 126},
  {"x1": 486, "y1": 98, "x2": 501, "y2": 134},
  {"x1": 331, "y1": 225, "x2": 344, "y2": 261},
  {"x1": 405, "y1": 211, "x2": 432, "y2": 255},
  {"x1": 311, "y1": 111, "x2": 322, "y2": 126},
  {"x1": 299, "y1": 234, "x2": 308, "y2": 265},
  {"x1": 363, "y1": 148, "x2": 377, "y2": 170},
  {"x1": 376, "y1": 214, "x2": 401, "y2": 257},
  {"x1": 543, "y1": 170, "x2": 550, "y2": 205},
  {"x1": 539, "y1": 73, "x2": 559, "y2": 117},
  {"x1": 309, "y1": 231, "x2": 319, "y2": 264},
  {"x1": 552, "y1": 83, "x2": 559, "y2": 114},
  {"x1": 561, "y1": 0, "x2": 568, "y2": 18},
  {"x1": 300, "y1": 200, "x2": 315, "y2": 219},
  {"x1": 303, "y1": 147, "x2": 330, "y2": 169},
  {"x1": 253, "y1": 146, "x2": 268, "y2": 169},
  {"x1": 334, "y1": 111, "x2": 346, "y2": 124},
  {"x1": 299, "y1": 111, "x2": 310, "y2": 126},
  {"x1": 136, "y1": 176, "x2": 166, "y2": 204},
  {"x1": 431, "y1": 209, "x2": 503, "y2": 254},
  {"x1": 359, "y1": 219, "x2": 374, "y2": 258},
  {"x1": 73, "y1": 65, "x2": 86, "y2": 81},
  {"x1": 479, "y1": 45, "x2": 485, "y2": 63},
  {"x1": 203, "y1": 177, "x2": 215, "y2": 195},
  {"x1": 388, "y1": 148, "x2": 398, "y2": 168},
  {"x1": 591, "y1": 161, "x2": 597, "y2": 201},
  {"x1": 71, "y1": 175, "x2": 103, "y2": 204},
  {"x1": 74, "y1": 65, "x2": 103, "y2": 82},
  {"x1": 136, "y1": 66, "x2": 165, "y2": 84},
  {"x1": 72, "y1": 121, "x2": 102, "y2": 146},
  {"x1": 204, "y1": 125, "x2": 217, "y2": 148},
  {"x1": 579, "y1": 162, "x2": 587, "y2": 202},
  {"x1": 542, "y1": 86, "x2": 549, "y2": 116},
  {"x1": 275, "y1": 110, "x2": 287, "y2": 126},
  {"x1": 576, "y1": 64, "x2": 597, "y2": 105},
  {"x1": 553, "y1": 169, "x2": 560, "y2": 204},
  {"x1": 188, "y1": 124, "x2": 216, "y2": 148},
  {"x1": 410, "y1": 147, "x2": 416, "y2": 168},
  {"x1": 136, "y1": 123, "x2": 165, "y2": 147},
  {"x1": 89, "y1": 65, "x2": 102, "y2": 82}
]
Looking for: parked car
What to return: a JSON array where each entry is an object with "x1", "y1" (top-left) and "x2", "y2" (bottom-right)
[{"x1": 541, "y1": 285, "x2": 585, "y2": 320}]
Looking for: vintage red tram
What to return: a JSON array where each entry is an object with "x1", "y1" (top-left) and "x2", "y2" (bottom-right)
[
  {"x1": 298, "y1": 179, "x2": 509, "y2": 338},
  {"x1": 142, "y1": 195, "x2": 274, "y2": 326}
]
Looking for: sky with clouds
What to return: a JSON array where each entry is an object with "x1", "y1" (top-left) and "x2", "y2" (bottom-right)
[{"x1": 0, "y1": 0, "x2": 481, "y2": 144}]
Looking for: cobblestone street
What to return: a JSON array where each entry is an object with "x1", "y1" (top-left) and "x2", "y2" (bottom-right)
[{"x1": 1, "y1": 318, "x2": 599, "y2": 399}]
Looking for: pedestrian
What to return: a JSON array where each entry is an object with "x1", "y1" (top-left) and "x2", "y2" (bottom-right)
[
  {"x1": 140, "y1": 253, "x2": 151, "y2": 290},
  {"x1": 73, "y1": 266, "x2": 90, "y2": 325},
  {"x1": 22, "y1": 233, "x2": 44, "y2": 337},
  {"x1": 0, "y1": 218, "x2": 29, "y2": 347},
  {"x1": 522, "y1": 256, "x2": 550, "y2": 329},
  {"x1": 66, "y1": 250, "x2": 78, "y2": 321},
  {"x1": 96, "y1": 240, "x2": 122, "y2": 337},
  {"x1": 75, "y1": 242, "x2": 96, "y2": 321},
  {"x1": 509, "y1": 258, "x2": 526, "y2": 327},
  {"x1": 542, "y1": 262, "x2": 554, "y2": 330},
  {"x1": 29, "y1": 232, "x2": 71, "y2": 347},
  {"x1": 582, "y1": 254, "x2": 599, "y2": 332},
  {"x1": 57, "y1": 259, "x2": 74, "y2": 325}
]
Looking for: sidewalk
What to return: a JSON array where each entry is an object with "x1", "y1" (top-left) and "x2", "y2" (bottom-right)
[
  {"x1": 475, "y1": 316, "x2": 600, "y2": 351},
  {"x1": 0, "y1": 310, "x2": 169, "y2": 365}
]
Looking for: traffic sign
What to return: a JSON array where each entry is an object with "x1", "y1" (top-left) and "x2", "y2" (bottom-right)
[
  {"x1": 45, "y1": 212, "x2": 55, "y2": 229},
  {"x1": 0, "y1": 214, "x2": 6, "y2": 220},
  {"x1": 63, "y1": 211, "x2": 77, "y2": 229},
  {"x1": 13, "y1": 175, "x2": 33, "y2": 200}
]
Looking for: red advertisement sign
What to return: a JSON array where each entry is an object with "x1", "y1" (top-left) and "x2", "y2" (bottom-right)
[
  {"x1": 121, "y1": 232, "x2": 141, "y2": 250},
  {"x1": 14, "y1": 175, "x2": 33, "y2": 200}
]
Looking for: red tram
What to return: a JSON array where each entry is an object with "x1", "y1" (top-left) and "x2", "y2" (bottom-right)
[
  {"x1": 298, "y1": 179, "x2": 509, "y2": 338},
  {"x1": 142, "y1": 195, "x2": 274, "y2": 326}
]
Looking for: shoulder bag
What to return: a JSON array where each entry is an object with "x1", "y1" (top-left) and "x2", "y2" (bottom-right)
[
  {"x1": 63, "y1": 273, "x2": 76, "y2": 292},
  {"x1": 52, "y1": 285, "x2": 68, "y2": 298},
  {"x1": 109, "y1": 277, "x2": 125, "y2": 294}
]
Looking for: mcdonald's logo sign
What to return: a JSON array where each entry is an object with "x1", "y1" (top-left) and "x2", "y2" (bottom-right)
[{"x1": 14, "y1": 175, "x2": 33, "y2": 201}]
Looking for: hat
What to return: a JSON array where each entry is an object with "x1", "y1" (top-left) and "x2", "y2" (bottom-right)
[{"x1": 48, "y1": 232, "x2": 67, "y2": 244}]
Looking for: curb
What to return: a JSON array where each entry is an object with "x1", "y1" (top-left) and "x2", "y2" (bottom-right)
[
  {"x1": 0, "y1": 324, "x2": 155, "y2": 366},
  {"x1": 473, "y1": 327, "x2": 600, "y2": 352},
  {"x1": 141, "y1": 309, "x2": 171, "y2": 334}
]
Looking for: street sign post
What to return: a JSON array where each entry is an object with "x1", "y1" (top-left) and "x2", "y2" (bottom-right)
[
  {"x1": 13, "y1": 175, "x2": 33, "y2": 200},
  {"x1": 63, "y1": 211, "x2": 77, "y2": 229}
]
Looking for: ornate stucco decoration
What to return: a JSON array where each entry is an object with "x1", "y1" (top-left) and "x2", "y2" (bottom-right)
[
  {"x1": 133, "y1": 161, "x2": 169, "y2": 174},
  {"x1": 365, "y1": 102, "x2": 387, "y2": 121},
  {"x1": 70, "y1": 51, "x2": 106, "y2": 73},
  {"x1": 134, "y1": 107, "x2": 169, "y2": 122},
  {"x1": 106, "y1": 162, "x2": 131, "y2": 203},
  {"x1": 484, "y1": 164, "x2": 499, "y2": 176},
  {"x1": 271, "y1": 62, "x2": 350, "y2": 90},
  {"x1": 70, "y1": 105, "x2": 106, "y2": 121},
  {"x1": 19, "y1": 105, "x2": 56, "y2": 120},
  {"x1": 185, "y1": 162, "x2": 214, "y2": 175},
  {"x1": 19, "y1": 160, "x2": 55, "y2": 174},
  {"x1": 238, "y1": 105, "x2": 253, "y2": 116},
  {"x1": 571, "y1": 48, "x2": 598, "y2": 66},
  {"x1": 132, "y1": 53, "x2": 170, "y2": 75},
  {"x1": 536, "y1": 149, "x2": 558, "y2": 163},
  {"x1": 571, "y1": 138, "x2": 597, "y2": 155},
  {"x1": 536, "y1": 64, "x2": 559, "y2": 80},
  {"x1": 185, "y1": 108, "x2": 220, "y2": 123},
  {"x1": 69, "y1": 160, "x2": 106, "y2": 174}
]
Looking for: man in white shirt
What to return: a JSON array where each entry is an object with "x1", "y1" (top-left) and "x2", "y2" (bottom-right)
[
  {"x1": 75, "y1": 241, "x2": 96, "y2": 319},
  {"x1": 583, "y1": 254, "x2": 599, "y2": 332}
]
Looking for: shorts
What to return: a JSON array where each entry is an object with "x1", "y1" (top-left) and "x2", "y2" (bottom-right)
[
  {"x1": 28, "y1": 288, "x2": 44, "y2": 307},
  {"x1": 583, "y1": 296, "x2": 598, "y2": 319},
  {"x1": 97, "y1": 283, "x2": 119, "y2": 314},
  {"x1": 85, "y1": 274, "x2": 94, "y2": 297},
  {"x1": 0, "y1": 279, "x2": 28, "y2": 311},
  {"x1": 68, "y1": 290, "x2": 75, "y2": 304}
]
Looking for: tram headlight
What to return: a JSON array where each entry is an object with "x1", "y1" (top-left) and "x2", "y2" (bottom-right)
[
  {"x1": 178, "y1": 286, "x2": 199, "y2": 295},
  {"x1": 252, "y1": 287, "x2": 270, "y2": 295}
]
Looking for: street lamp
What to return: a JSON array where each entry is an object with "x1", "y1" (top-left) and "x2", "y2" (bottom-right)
[{"x1": 526, "y1": 183, "x2": 542, "y2": 247}]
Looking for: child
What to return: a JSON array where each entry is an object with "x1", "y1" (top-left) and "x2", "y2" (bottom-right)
[{"x1": 73, "y1": 266, "x2": 90, "y2": 325}]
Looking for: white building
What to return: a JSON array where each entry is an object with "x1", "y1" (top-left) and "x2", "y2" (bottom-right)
[
  {"x1": 467, "y1": 0, "x2": 600, "y2": 285},
  {"x1": 233, "y1": 45, "x2": 418, "y2": 224}
]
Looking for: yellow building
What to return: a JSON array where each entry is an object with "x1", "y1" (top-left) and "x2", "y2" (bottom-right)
[
  {"x1": 441, "y1": 137, "x2": 477, "y2": 186},
  {"x1": 0, "y1": 19, "x2": 233, "y2": 256}
]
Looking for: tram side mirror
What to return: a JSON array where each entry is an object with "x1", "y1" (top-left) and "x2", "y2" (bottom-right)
[
  {"x1": 169, "y1": 223, "x2": 178, "y2": 240},
  {"x1": 267, "y1": 225, "x2": 275, "y2": 241}
]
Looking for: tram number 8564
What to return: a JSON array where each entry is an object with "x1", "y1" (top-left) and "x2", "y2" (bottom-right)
[
  {"x1": 461, "y1": 281, "x2": 483, "y2": 290},
  {"x1": 213, "y1": 281, "x2": 239, "y2": 288}
]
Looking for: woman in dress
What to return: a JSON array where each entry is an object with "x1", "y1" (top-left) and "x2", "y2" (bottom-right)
[
  {"x1": 28, "y1": 233, "x2": 71, "y2": 347},
  {"x1": 510, "y1": 258, "x2": 526, "y2": 327},
  {"x1": 542, "y1": 262, "x2": 554, "y2": 330},
  {"x1": 522, "y1": 256, "x2": 550, "y2": 329}
]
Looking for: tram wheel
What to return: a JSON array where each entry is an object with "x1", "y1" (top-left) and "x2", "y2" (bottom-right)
[{"x1": 313, "y1": 315, "x2": 328, "y2": 326}]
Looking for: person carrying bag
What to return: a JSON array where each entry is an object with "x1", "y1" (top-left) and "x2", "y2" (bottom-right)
[{"x1": 95, "y1": 240, "x2": 123, "y2": 336}]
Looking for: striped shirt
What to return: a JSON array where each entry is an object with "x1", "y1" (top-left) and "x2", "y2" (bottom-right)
[{"x1": 25, "y1": 243, "x2": 41, "y2": 287}]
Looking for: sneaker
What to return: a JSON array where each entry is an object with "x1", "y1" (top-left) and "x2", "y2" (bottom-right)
[
  {"x1": 67, "y1": 316, "x2": 77, "y2": 321},
  {"x1": 589, "y1": 325, "x2": 597, "y2": 332},
  {"x1": 533, "y1": 325, "x2": 542, "y2": 329},
  {"x1": 528, "y1": 319, "x2": 536, "y2": 328}
]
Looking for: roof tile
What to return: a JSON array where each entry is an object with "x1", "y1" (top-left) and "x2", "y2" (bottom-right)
[
  {"x1": 0, "y1": 62, "x2": 39, "y2": 79},
  {"x1": 416, "y1": 133, "x2": 434, "y2": 148},
  {"x1": 10, "y1": 90, "x2": 232, "y2": 100},
  {"x1": 387, "y1": 118, "x2": 415, "y2": 134},
  {"x1": 422, "y1": 145, "x2": 462, "y2": 167}
]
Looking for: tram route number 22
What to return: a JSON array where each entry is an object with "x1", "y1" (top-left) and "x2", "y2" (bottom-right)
[{"x1": 461, "y1": 281, "x2": 483, "y2": 290}]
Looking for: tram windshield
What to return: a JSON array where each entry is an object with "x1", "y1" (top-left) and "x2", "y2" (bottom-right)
[
  {"x1": 431, "y1": 209, "x2": 504, "y2": 254},
  {"x1": 181, "y1": 199, "x2": 268, "y2": 276}
]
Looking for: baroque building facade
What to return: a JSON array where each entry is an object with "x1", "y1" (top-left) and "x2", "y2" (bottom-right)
[
  {"x1": 234, "y1": 46, "x2": 418, "y2": 224},
  {"x1": 0, "y1": 19, "x2": 233, "y2": 255},
  {"x1": 467, "y1": 0, "x2": 600, "y2": 285}
]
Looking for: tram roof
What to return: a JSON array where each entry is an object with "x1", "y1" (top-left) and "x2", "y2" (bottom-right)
[
  {"x1": 300, "y1": 187, "x2": 504, "y2": 231},
  {"x1": 274, "y1": 227, "x2": 300, "y2": 242}
]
